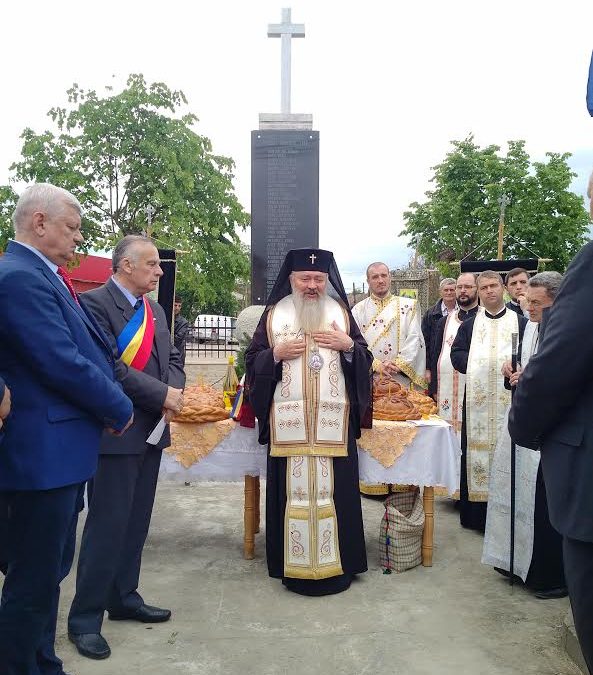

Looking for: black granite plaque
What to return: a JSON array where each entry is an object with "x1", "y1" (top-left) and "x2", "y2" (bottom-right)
[{"x1": 251, "y1": 130, "x2": 319, "y2": 303}]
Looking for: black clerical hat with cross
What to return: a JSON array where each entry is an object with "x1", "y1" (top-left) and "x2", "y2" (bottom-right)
[
  {"x1": 265, "y1": 247, "x2": 348, "y2": 307},
  {"x1": 288, "y1": 248, "x2": 332, "y2": 273}
]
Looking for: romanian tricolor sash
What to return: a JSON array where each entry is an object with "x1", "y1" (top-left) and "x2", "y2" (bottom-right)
[{"x1": 116, "y1": 297, "x2": 155, "y2": 371}]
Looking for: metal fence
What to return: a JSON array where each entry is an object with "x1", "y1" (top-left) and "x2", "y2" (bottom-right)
[{"x1": 184, "y1": 316, "x2": 239, "y2": 357}]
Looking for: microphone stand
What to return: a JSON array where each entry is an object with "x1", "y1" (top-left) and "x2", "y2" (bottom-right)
[{"x1": 509, "y1": 332, "x2": 519, "y2": 588}]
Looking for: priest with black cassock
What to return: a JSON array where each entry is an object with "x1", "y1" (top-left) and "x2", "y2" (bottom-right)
[
  {"x1": 450, "y1": 270, "x2": 527, "y2": 532},
  {"x1": 245, "y1": 248, "x2": 373, "y2": 596}
]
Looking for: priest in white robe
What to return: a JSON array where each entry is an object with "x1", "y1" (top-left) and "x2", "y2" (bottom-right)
[
  {"x1": 482, "y1": 272, "x2": 566, "y2": 598},
  {"x1": 351, "y1": 261, "x2": 426, "y2": 494},
  {"x1": 450, "y1": 271, "x2": 527, "y2": 532}
]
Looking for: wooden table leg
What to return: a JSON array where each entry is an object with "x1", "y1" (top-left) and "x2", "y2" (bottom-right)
[
  {"x1": 422, "y1": 486, "x2": 434, "y2": 567},
  {"x1": 244, "y1": 475, "x2": 257, "y2": 559},
  {"x1": 254, "y1": 476, "x2": 260, "y2": 534}
]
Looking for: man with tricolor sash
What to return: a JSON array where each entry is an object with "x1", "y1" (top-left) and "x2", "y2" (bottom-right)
[
  {"x1": 351, "y1": 261, "x2": 426, "y2": 495},
  {"x1": 68, "y1": 235, "x2": 185, "y2": 661},
  {"x1": 246, "y1": 248, "x2": 373, "y2": 596}
]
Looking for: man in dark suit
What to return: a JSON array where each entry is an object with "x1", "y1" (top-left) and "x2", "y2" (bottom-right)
[
  {"x1": 509, "y1": 240, "x2": 593, "y2": 674},
  {"x1": 421, "y1": 277, "x2": 456, "y2": 387},
  {"x1": 68, "y1": 235, "x2": 185, "y2": 660},
  {"x1": 0, "y1": 184, "x2": 133, "y2": 675}
]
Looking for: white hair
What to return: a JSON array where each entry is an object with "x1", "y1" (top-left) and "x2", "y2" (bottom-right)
[{"x1": 12, "y1": 183, "x2": 82, "y2": 232}]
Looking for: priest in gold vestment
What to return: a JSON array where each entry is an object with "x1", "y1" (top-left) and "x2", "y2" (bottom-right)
[
  {"x1": 246, "y1": 249, "x2": 373, "y2": 596},
  {"x1": 351, "y1": 262, "x2": 426, "y2": 495},
  {"x1": 451, "y1": 271, "x2": 527, "y2": 532}
]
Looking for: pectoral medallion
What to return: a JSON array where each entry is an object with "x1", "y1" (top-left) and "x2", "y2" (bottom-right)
[{"x1": 308, "y1": 352, "x2": 324, "y2": 372}]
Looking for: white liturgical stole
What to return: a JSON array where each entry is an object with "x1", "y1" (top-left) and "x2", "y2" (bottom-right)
[
  {"x1": 437, "y1": 310, "x2": 465, "y2": 438},
  {"x1": 465, "y1": 307, "x2": 519, "y2": 502},
  {"x1": 267, "y1": 294, "x2": 350, "y2": 457}
]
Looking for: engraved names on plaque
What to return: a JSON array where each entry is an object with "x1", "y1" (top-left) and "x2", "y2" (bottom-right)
[{"x1": 251, "y1": 130, "x2": 319, "y2": 303}]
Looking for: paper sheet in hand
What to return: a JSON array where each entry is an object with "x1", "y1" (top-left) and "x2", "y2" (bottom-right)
[{"x1": 146, "y1": 415, "x2": 167, "y2": 445}]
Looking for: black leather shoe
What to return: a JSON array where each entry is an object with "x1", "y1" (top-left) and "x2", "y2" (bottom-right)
[
  {"x1": 108, "y1": 603, "x2": 171, "y2": 623},
  {"x1": 68, "y1": 632, "x2": 111, "y2": 659},
  {"x1": 534, "y1": 586, "x2": 569, "y2": 600}
]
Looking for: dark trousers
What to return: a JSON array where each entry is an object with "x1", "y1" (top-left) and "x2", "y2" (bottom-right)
[
  {"x1": 68, "y1": 450, "x2": 162, "y2": 634},
  {"x1": 563, "y1": 537, "x2": 593, "y2": 675},
  {"x1": 0, "y1": 483, "x2": 84, "y2": 675}
]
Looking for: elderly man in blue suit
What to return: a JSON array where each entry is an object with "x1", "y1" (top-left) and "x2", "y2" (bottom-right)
[{"x1": 0, "y1": 184, "x2": 133, "y2": 675}]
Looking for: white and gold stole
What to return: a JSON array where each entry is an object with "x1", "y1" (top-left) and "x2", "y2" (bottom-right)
[
  {"x1": 267, "y1": 294, "x2": 351, "y2": 580},
  {"x1": 359, "y1": 294, "x2": 400, "y2": 358},
  {"x1": 436, "y1": 310, "x2": 465, "y2": 438},
  {"x1": 267, "y1": 294, "x2": 350, "y2": 458},
  {"x1": 465, "y1": 308, "x2": 518, "y2": 502},
  {"x1": 353, "y1": 295, "x2": 426, "y2": 387}
]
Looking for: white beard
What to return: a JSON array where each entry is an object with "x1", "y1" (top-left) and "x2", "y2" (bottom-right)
[{"x1": 291, "y1": 291, "x2": 328, "y2": 334}]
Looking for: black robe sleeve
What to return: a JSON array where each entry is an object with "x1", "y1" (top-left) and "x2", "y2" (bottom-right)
[
  {"x1": 450, "y1": 316, "x2": 475, "y2": 374},
  {"x1": 428, "y1": 315, "x2": 447, "y2": 398},
  {"x1": 341, "y1": 313, "x2": 373, "y2": 435},
  {"x1": 245, "y1": 309, "x2": 281, "y2": 445},
  {"x1": 508, "y1": 243, "x2": 593, "y2": 446}
]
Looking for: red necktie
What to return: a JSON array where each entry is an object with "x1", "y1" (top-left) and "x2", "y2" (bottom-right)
[{"x1": 57, "y1": 266, "x2": 80, "y2": 306}]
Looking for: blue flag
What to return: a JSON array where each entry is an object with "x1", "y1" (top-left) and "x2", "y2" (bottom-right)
[{"x1": 588, "y1": 50, "x2": 593, "y2": 116}]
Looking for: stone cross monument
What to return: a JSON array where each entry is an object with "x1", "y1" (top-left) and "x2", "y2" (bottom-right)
[
  {"x1": 251, "y1": 7, "x2": 320, "y2": 303},
  {"x1": 267, "y1": 7, "x2": 305, "y2": 115}
]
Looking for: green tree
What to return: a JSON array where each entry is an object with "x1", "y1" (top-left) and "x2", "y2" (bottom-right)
[
  {"x1": 401, "y1": 136, "x2": 591, "y2": 273},
  {"x1": 0, "y1": 74, "x2": 249, "y2": 314}
]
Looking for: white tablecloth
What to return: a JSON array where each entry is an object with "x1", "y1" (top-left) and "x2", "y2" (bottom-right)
[
  {"x1": 357, "y1": 420, "x2": 460, "y2": 495},
  {"x1": 160, "y1": 424, "x2": 266, "y2": 482},
  {"x1": 159, "y1": 421, "x2": 460, "y2": 494}
]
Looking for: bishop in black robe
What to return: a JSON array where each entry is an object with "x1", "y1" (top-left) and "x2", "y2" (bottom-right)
[{"x1": 245, "y1": 248, "x2": 373, "y2": 596}]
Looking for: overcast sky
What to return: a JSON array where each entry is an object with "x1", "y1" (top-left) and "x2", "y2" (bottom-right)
[{"x1": 1, "y1": 1, "x2": 592, "y2": 288}]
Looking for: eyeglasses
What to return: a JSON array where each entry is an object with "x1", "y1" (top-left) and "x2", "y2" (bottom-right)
[{"x1": 456, "y1": 285, "x2": 476, "y2": 290}]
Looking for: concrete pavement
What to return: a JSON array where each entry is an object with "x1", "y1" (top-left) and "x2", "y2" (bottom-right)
[{"x1": 52, "y1": 483, "x2": 580, "y2": 675}]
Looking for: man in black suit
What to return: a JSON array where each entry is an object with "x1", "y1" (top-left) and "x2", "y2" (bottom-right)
[
  {"x1": 68, "y1": 235, "x2": 185, "y2": 660},
  {"x1": 509, "y1": 238, "x2": 593, "y2": 673}
]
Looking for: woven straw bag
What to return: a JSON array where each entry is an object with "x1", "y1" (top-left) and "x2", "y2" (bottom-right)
[{"x1": 379, "y1": 488, "x2": 425, "y2": 572}]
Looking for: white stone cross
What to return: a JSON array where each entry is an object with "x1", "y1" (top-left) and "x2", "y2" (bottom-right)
[{"x1": 267, "y1": 8, "x2": 305, "y2": 114}]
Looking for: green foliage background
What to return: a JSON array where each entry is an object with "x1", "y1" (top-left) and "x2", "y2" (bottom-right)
[
  {"x1": 401, "y1": 136, "x2": 591, "y2": 273},
  {"x1": 0, "y1": 74, "x2": 250, "y2": 319}
]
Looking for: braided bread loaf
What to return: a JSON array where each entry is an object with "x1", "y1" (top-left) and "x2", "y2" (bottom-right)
[
  {"x1": 173, "y1": 384, "x2": 229, "y2": 423},
  {"x1": 373, "y1": 395, "x2": 421, "y2": 421}
]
